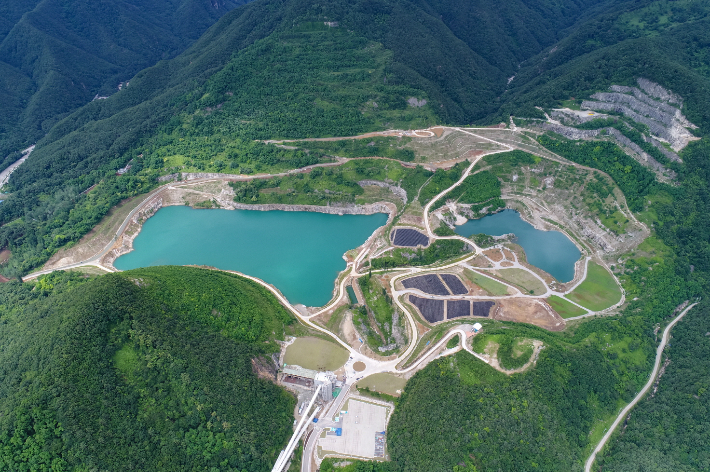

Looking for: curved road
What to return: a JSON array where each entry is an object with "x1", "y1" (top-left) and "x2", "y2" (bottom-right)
[
  {"x1": 584, "y1": 302, "x2": 698, "y2": 472},
  {"x1": 16, "y1": 126, "x2": 639, "y2": 472}
]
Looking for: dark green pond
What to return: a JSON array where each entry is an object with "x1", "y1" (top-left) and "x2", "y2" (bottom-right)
[
  {"x1": 455, "y1": 210, "x2": 581, "y2": 282},
  {"x1": 114, "y1": 206, "x2": 388, "y2": 306}
]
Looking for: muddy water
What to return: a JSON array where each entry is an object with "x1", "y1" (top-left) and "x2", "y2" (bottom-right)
[
  {"x1": 455, "y1": 210, "x2": 581, "y2": 282},
  {"x1": 114, "y1": 206, "x2": 387, "y2": 306}
]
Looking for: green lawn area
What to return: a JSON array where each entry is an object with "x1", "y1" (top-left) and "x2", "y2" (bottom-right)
[
  {"x1": 356, "y1": 373, "x2": 408, "y2": 397},
  {"x1": 546, "y1": 295, "x2": 588, "y2": 318},
  {"x1": 494, "y1": 268, "x2": 547, "y2": 295},
  {"x1": 463, "y1": 269, "x2": 510, "y2": 296},
  {"x1": 566, "y1": 262, "x2": 621, "y2": 311},
  {"x1": 284, "y1": 337, "x2": 349, "y2": 371}
]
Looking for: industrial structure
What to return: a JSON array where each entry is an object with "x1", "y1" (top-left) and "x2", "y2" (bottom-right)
[{"x1": 280, "y1": 364, "x2": 337, "y2": 402}]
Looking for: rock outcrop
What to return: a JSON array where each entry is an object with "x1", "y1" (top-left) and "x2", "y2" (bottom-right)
[
  {"x1": 532, "y1": 122, "x2": 676, "y2": 181},
  {"x1": 581, "y1": 78, "x2": 698, "y2": 151}
]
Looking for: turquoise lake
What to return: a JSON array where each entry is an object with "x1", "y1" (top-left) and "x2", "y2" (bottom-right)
[
  {"x1": 455, "y1": 210, "x2": 581, "y2": 282},
  {"x1": 114, "y1": 206, "x2": 388, "y2": 306}
]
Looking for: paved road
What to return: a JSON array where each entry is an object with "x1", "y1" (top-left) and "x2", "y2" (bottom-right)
[
  {"x1": 584, "y1": 302, "x2": 698, "y2": 472},
  {"x1": 16, "y1": 126, "x2": 634, "y2": 472}
]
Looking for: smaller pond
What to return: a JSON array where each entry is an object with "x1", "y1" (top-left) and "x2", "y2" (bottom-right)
[{"x1": 455, "y1": 210, "x2": 581, "y2": 282}]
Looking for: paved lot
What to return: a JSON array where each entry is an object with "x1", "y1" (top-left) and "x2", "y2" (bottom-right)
[{"x1": 318, "y1": 399, "x2": 389, "y2": 459}]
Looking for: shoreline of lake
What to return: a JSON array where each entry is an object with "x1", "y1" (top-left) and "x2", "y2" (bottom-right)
[{"x1": 108, "y1": 204, "x2": 391, "y2": 306}]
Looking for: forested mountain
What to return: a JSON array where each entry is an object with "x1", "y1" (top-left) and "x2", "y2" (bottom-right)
[
  {"x1": 1, "y1": 1, "x2": 710, "y2": 469},
  {"x1": 0, "y1": 267, "x2": 296, "y2": 470},
  {"x1": 0, "y1": 0, "x2": 614, "y2": 276},
  {"x1": 499, "y1": 0, "x2": 710, "y2": 126},
  {"x1": 0, "y1": 0, "x2": 247, "y2": 163}
]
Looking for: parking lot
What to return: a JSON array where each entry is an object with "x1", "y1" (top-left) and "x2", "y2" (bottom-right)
[{"x1": 318, "y1": 398, "x2": 390, "y2": 460}]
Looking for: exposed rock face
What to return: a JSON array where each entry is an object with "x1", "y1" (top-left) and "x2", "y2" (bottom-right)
[
  {"x1": 534, "y1": 122, "x2": 600, "y2": 140},
  {"x1": 358, "y1": 180, "x2": 408, "y2": 204},
  {"x1": 230, "y1": 201, "x2": 395, "y2": 217},
  {"x1": 637, "y1": 78, "x2": 683, "y2": 105},
  {"x1": 605, "y1": 128, "x2": 674, "y2": 179},
  {"x1": 581, "y1": 78, "x2": 698, "y2": 151},
  {"x1": 532, "y1": 122, "x2": 676, "y2": 181},
  {"x1": 643, "y1": 134, "x2": 682, "y2": 163},
  {"x1": 251, "y1": 356, "x2": 278, "y2": 382}
]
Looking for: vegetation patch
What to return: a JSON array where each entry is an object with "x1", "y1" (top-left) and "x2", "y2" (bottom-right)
[
  {"x1": 0, "y1": 267, "x2": 296, "y2": 470},
  {"x1": 355, "y1": 275, "x2": 404, "y2": 353},
  {"x1": 566, "y1": 262, "x2": 621, "y2": 311},
  {"x1": 546, "y1": 295, "x2": 587, "y2": 318},
  {"x1": 434, "y1": 170, "x2": 502, "y2": 211},
  {"x1": 230, "y1": 159, "x2": 431, "y2": 207},
  {"x1": 284, "y1": 337, "x2": 349, "y2": 371},
  {"x1": 356, "y1": 373, "x2": 408, "y2": 397},
  {"x1": 497, "y1": 338, "x2": 535, "y2": 370},
  {"x1": 371, "y1": 240, "x2": 469, "y2": 270},
  {"x1": 490, "y1": 268, "x2": 547, "y2": 295},
  {"x1": 418, "y1": 162, "x2": 467, "y2": 205},
  {"x1": 293, "y1": 136, "x2": 415, "y2": 161},
  {"x1": 463, "y1": 269, "x2": 511, "y2": 296}
]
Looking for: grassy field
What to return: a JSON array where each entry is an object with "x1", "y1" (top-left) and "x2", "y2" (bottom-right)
[
  {"x1": 566, "y1": 262, "x2": 621, "y2": 311},
  {"x1": 493, "y1": 268, "x2": 547, "y2": 295},
  {"x1": 463, "y1": 269, "x2": 510, "y2": 296},
  {"x1": 284, "y1": 337, "x2": 349, "y2": 371},
  {"x1": 356, "y1": 373, "x2": 408, "y2": 396},
  {"x1": 546, "y1": 295, "x2": 588, "y2": 318}
]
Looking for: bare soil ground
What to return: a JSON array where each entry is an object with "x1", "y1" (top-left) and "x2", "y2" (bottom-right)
[
  {"x1": 484, "y1": 248, "x2": 504, "y2": 262},
  {"x1": 403, "y1": 128, "x2": 507, "y2": 165},
  {"x1": 469, "y1": 254, "x2": 494, "y2": 268},
  {"x1": 493, "y1": 298, "x2": 566, "y2": 331},
  {"x1": 396, "y1": 201, "x2": 426, "y2": 229},
  {"x1": 0, "y1": 249, "x2": 11, "y2": 264}
]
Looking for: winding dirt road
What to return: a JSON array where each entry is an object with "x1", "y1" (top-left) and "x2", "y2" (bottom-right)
[{"x1": 584, "y1": 302, "x2": 697, "y2": 472}]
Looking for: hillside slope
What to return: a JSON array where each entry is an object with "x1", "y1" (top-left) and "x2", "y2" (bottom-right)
[
  {"x1": 0, "y1": 0, "x2": 611, "y2": 276},
  {"x1": 0, "y1": 0, "x2": 247, "y2": 163},
  {"x1": 0, "y1": 266, "x2": 295, "y2": 471}
]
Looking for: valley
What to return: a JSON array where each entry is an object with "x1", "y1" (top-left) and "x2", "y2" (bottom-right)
[
  {"x1": 21, "y1": 124, "x2": 642, "y2": 470},
  {"x1": 2, "y1": 1, "x2": 710, "y2": 471}
]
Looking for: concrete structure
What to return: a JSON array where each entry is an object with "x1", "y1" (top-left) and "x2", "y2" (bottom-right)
[
  {"x1": 315, "y1": 372, "x2": 335, "y2": 401},
  {"x1": 317, "y1": 398, "x2": 390, "y2": 460},
  {"x1": 280, "y1": 364, "x2": 336, "y2": 402}
]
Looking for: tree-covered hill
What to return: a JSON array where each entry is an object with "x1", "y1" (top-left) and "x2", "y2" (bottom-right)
[
  {"x1": 498, "y1": 0, "x2": 710, "y2": 128},
  {"x1": 0, "y1": 0, "x2": 248, "y2": 163},
  {"x1": 0, "y1": 0, "x2": 616, "y2": 276},
  {"x1": 0, "y1": 266, "x2": 296, "y2": 471}
]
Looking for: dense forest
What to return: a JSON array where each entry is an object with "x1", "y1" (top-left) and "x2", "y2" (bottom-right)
[
  {"x1": 0, "y1": 0, "x2": 623, "y2": 276},
  {"x1": 599, "y1": 301, "x2": 710, "y2": 471},
  {"x1": 1, "y1": 0, "x2": 710, "y2": 470},
  {"x1": 0, "y1": 0, "x2": 246, "y2": 162},
  {"x1": 0, "y1": 267, "x2": 296, "y2": 471}
]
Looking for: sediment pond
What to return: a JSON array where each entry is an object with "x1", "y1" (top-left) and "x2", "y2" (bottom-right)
[
  {"x1": 455, "y1": 210, "x2": 581, "y2": 282},
  {"x1": 114, "y1": 206, "x2": 387, "y2": 306}
]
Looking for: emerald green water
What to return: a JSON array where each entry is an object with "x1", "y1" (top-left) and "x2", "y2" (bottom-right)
[
  {"x1": 455, "y1": 210, "x2": 581, "y2": 282},
  {"x1": 114, "y1": 206, "x2": 387, "y2": 306}
]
